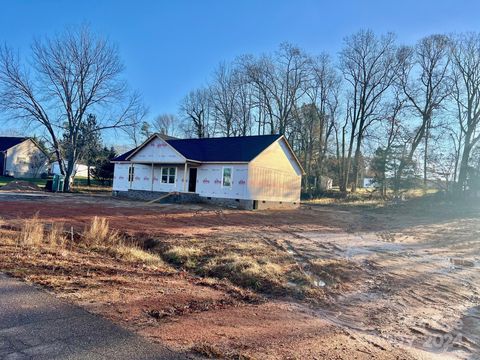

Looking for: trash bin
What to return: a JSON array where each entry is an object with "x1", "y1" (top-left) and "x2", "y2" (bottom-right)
[
  {"x1": 45, "y1": 179, "x2": 53, "y2": 192},
  {"x1": 52, "y1": 174, "x2": 65, "y2": 192}
]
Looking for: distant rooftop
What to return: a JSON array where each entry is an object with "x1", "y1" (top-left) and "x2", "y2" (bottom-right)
[{"x1": 0, "y1": 137, "x2": 28, "y2": 152}]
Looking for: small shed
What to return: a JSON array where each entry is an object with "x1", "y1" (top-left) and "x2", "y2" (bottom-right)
[
  {"x1": 111, "y1": 134, "x2": 304, "y2": 209},
  {"x1": 0, "y1": 137, "x2": 48, "y2": 178}
]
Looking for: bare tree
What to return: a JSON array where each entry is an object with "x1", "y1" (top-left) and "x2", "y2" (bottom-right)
[
  {"x1": 179, "y1": 88, "x2": 211, "y2": 138},
  {"x1": 306, "y1": 54, "x2": 340, "y2": 191},
  {"x1": 152, "y1": 113, "x2": 182, "y2": 137},
  {"x1": 233, "y1": 68, "x2": 254, "y2": 136},
  {"x1": 375, "y1": 92, "x2": 407, "y2": 196},
  {"x1": 241, "y1": 43, "x2": 310, "y2": 135},
  {"x1": 0, "y1": 26, "x2": 141, "y2": 190},
  {"x1": 123, "y1": 105, "x2": 150, "y2": 146},
  {"x1": 209, "y1": 63, "x2": 238, "y2": 137},
  {"x1": 450, "y1": 33, "x2": 480, "y2": 191},
  {"x1": 396, "y1": 34, "x2": 451, "y2": 190},
  {"x1": 339, "y1": 30, "x2": 398, "y2": 192}
]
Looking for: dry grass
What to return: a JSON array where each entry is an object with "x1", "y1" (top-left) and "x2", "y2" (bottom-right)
[
  {"x1": 159, "y1": 239, "x2": 311, "y2": 295},
  {"x1": 204, "y1": 254, "x2": 285, "y2": 291},
  {"x1": 164, "y1": 246, "x2": 203, "y2": 269},
  {"x1": 308, "y1": 259, "x2": 361, "y2": 286},
  {"x1": 10, "y1": 216, "x2": 166, "y2": 269},
  {"x1": 190, "y1": 342, "x2": 256, "y2": 360},
  {"x1": 18, "y1": 216, "x2": 44, "y2": 247},
  {"x1": 82, "y1": 216, "x2": 120, "y2": 246},
  {"x1": 107, "y1": 244, "x2": 165, "y2": 267},
  {"x1": 46, "y1": 222, "x2": 67, "y2": 248},
  {"x1": 305, "y1": 188, "x2": 439, "y2": 208}
]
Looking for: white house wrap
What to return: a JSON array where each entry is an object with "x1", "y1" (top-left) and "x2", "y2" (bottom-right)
[{"x1": 111, "y1": 134, "x2": 304, "y2": 209}]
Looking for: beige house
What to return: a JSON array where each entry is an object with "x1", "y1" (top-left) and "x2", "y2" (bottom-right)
[{"x1": 0, "y1": 137, "x2": 48, "y2": 178}]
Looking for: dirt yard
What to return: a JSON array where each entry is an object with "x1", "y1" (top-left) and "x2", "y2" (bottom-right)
[{"x1": 0, "y1": 191, "x2": 478, "y2": 359}]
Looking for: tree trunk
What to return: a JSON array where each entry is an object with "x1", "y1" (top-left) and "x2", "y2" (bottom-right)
[
  {"x1": 63, "y1": 151, "x2": 77, "y2": 192},
  {"x1": 457, "y1": 132, "x2": 473, "y2": 193},
  {"x1": 351, "y1": 132, "x2": 363, "y2": 193},
  {"x1": 423, "y1": 120, "x2": 430, "y2": 191}
]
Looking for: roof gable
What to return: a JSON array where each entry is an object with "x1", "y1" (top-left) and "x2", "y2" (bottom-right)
[
  {"x1": 0, "y1": 137, "x2": 29, "y2": 152},
  {"x1": 123, "y1": 134, "x2": 186, "y2": 163},
  {"x1": 112, "y1": 147, "x2": 137, "y2": 162}
]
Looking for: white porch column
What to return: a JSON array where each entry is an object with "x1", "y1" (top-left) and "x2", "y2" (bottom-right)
[
  {"x1": 151, "y1": 163, "x2": 154, "y2": 191},
  {"x1": 183, "y1": 162, "x2": 187, "y2": 192},
  {"x1": 129, "y1": 163, "x2": 134, "y2": 189}
]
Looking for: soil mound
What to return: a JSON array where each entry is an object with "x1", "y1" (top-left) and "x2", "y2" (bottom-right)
[{"x1": 0, "y1": 180, "x2": 42, "y2": 192}]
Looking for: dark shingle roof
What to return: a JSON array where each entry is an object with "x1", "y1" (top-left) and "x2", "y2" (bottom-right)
[
  {"x1": 166, "y1": 134, "x2": 282, "y2": 162},
  {"x1": 112, "y1": 147, "x2": 138, "y2": 162},
  {"x1": 0, "y1": 137, "x2": 28, "y2": 152}
]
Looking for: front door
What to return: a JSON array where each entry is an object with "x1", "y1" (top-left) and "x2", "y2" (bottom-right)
[{"x1": 188, "y1": 168, "x2": 197, "y2": 192}]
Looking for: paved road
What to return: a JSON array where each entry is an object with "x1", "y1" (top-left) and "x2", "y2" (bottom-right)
[{"x1": 0, "y1": 274, "x2": 188, "y2": 360}]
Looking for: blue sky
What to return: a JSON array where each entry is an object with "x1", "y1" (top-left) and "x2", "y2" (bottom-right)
[{"x1": 1, "y1": 0, "x2": 479, "y2": 143}]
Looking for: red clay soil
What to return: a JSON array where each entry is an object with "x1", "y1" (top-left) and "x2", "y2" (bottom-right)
[
  {"x1": 0, "y1": 194, "x2": 351, "y2": 237},
  {"x1": 1, "y1": 193, "x2": 479, "y2": 359}
]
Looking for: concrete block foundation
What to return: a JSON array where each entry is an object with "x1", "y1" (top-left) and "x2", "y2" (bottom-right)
[{"x1": 113, "y1": 190, "x2": 299, "y2": 210}]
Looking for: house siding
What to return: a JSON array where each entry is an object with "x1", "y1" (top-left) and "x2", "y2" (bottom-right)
[
  {"x1": 196, "y1": 164, "x2": 249, "y2": 200},
  {"x1": 113, "y1": 163, "x2": 188, "y2": 193},
  {"x1": 112, "y1": 163, "x2": 130, "y2": 191},
  {"x1": 4, "y1": 140, "x2": 47, "y2": 178},
  {"x1": 247, "y1": 138, "x2": 302, "y2": 202},
  {"x1": 129, "y1": 137, "x2": 185, "y2": 163}
]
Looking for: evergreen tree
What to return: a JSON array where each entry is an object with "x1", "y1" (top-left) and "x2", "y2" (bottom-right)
[{"x1": 91, "y1": 147, "x2": 116, "y2": 186}]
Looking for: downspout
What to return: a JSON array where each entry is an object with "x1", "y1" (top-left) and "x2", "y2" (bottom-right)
[{"x1": 2, "y1": 150, "x2": 7, "y2": 176}]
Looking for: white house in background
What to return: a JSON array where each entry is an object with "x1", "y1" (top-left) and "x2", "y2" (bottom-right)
[
  {"x1": 52, "y1": 162, "x2": 91, "y2": 178},
  {"x1": 111, "y1": 134, "x2": 304, "y2": 209},
  {"x1": 0, "y1": 137, "x2": 48, "y2": 178}
]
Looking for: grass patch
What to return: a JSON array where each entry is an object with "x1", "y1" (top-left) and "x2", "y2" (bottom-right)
[
  {"x1": 159, "y1": 238, "x2": 312, "y2": 296},
  {"x1": 305, "y1": 187, "x2": 439, "y2": 209},
  {"x1": 204, "y1": 254, "x2": 285, "y2": 291},
  {"x1": 107, "y1": 244, "x2": 164, "y2": 267},
  {"x1": 308, "y1": 259, "x2": 361, "y2": 286},
  {"x1": 164, "y1": 246, "x2": 203, "y2": 269}
]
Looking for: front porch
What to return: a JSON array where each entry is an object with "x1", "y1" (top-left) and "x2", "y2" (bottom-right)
[{"x1": 127, "y1": 161, "x2": 200, "y2": 194}]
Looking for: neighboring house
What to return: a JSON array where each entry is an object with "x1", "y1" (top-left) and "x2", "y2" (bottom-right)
[
  {"x1": 112, "y1": 134, "x2": 304, "y2": 209},
  {"x1": 52, "y1": 163, "x2": 91, "y2": 178},
  {"x1": 0, "y1": 137, "x2": 48, "y2": 178}
]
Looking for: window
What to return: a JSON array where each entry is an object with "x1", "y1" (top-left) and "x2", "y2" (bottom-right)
[
  {"x1": 222, "y1": 167, "x2": 232, "y2": 187},
  {"x1": 161, "y1": 167, "x2": 176, "y2": 184},
  {"x1": 17, "y1": 157, "x2": 27, "y2": 165},
  {"x1": 128, "y1": 165, "x2": 135, "y2": 182}
]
